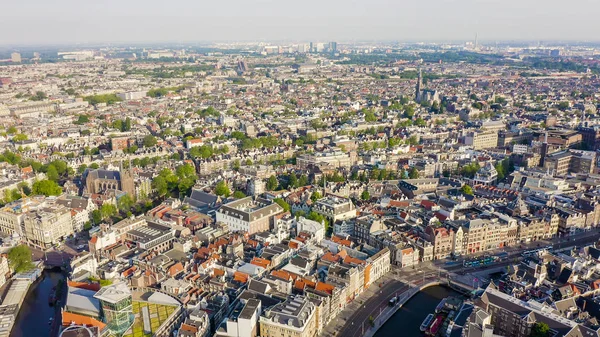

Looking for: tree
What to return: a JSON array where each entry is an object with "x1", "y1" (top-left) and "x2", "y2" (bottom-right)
[
  {"x1": 178, "y1": 176, "x2": 196, "y2": 197},
  {"x1": 530, "y1": 322, "x2": 550, "y2": 337},
  {"x1": 307, "y1": 211, "x2": 330, "y2": 235},
  {"x1": 190, "y1": 145, "x2": 213, "y2": 159},
  {"x1": 32, "y1": 179, "x2": 62, "y2": 196},
  {"x1": 274, "y1": 198, "x2": 290, "y2": 212},
  {"x1": 289, "y1": 172, "x2": 298, "y2": 189},
  {"x1": 310, "y1": 191, "x2": 322, "y2": 202},
  {"x1": 176, "y1": 163, "x2": 196, "y2": 179},
  {"x1": 91, "y1": 210, "x2": 102, "y2": 224},
  {"x1": 77, "y1": 164, "x2": 88, "y2": 175},
  {"x1": 232, "y1": 159, "x2": 241, "y2": 171},
  {"x1": 215, "y1": 180, "x2": 231, "y2": 197},
  {"x1": 100, "y1": 203, "x2": 117, "y2": 220},
  {"x1": 31, "y1": 91, "x2": 47, "y2": 101},
  {"x1": 460, "y1": 162, "x2": 480, "y2": 179},
  {"x1": 50, "y1": 160, "x2": 68, "y2": 176},
  {"x1": 46, "y1": 165, "x2": 59, "y2": 182},
  {"x1": 233, "y1": 190, "x2": 246, "y2": 199},
  {"x1": 266, "y1": 175, "x2": 278, "y2": 191},
  {"x1": 143, "y1": 135, "x2": 157, "y2": 148},
  {"x1": 76, "y1": 115, "x2": 90, "y2": 124},
  {"x1": 309, "y1": 119, "x2": 324, "y2": 130},
  {"x1": 460, "y1": 185, "x2": 474, "y2": 196},
  {"x1": 403, "y1": 105, "x2": 415, "y2": 118},
  {"x1": 414, "y1": 117, "x2": 426, "y2": 127},
  {"x1": 408, "y1": 167, "x2": 419, "y2": 179},
  {"x1": 8, "y1": 245, "x2": 34, "y2": 273},
  {"x1": 361, "y1": 190, "x2": 370, "y2": 200},
  {"x1": 152, "y1": 176, "x2": 169, "y2": 198},
  {"x1": 298, "y1": 175, "x2": 309, "y2": 187},
  {"x1": 83, "y1": 94, "x2": 122, "y2": 105},
  {"x1": 12, "y1": 134, "x2": 28, "y2": 142},
  {"x1": 117, "y1": 194, "x2": 134, "y2": 213},
  {"x1": 364, "y1": 110, "x2": 377, "y2": 122},
  {"x1": 112, "y1": 119, "x2": 123, "y2": 131}
]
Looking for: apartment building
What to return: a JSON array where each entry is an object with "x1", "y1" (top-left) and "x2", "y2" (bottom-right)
[
  {"x1": 215, "y1": 299, "x2": 261, "y2": 337},
  {"x1": 216, "y1": 197, "x2": 284, "y2": 235},
  {"x1": 452, "y1": 214, "x2": 518, "y2": 255},
  {"x1": 481, "y1": 287, "x2": 579, "y2": 337},
  {"x1": 464, "y1": 130, "x2": 499, "y2": 150},
  {"x1": 126, "y1": 221, "x2": 174, "y2": 252},
  {"x1": 0, "y1": 202, "x2": 28, "y2": 237},
  {"x1": 365, "y1": 248, "x2": 391, "y2": 288},
  {"x1": 555, "y1": 207, "x2": 587, "y2": 236},
  {"x1": 544, "y1": 149, "x2": 596, "y2": 176},
  {"x1": 312, "y1": 196, "x2": 356, "y2": 223},
  {"x1": 296, "y1": 150, "x2": 356, "y2": 170},
  {"x1": 354, "y1": 215, "x2": 385, "y2": 243},
  {"x1": 23, "y1": 204, "x2": 73, "y2": 248},
  {"x1": 260, "y1": 295, "x2": 317, "y2": 337},
  {"x1": 425, "y1": 226, "x2": 455, "y2": 260}
]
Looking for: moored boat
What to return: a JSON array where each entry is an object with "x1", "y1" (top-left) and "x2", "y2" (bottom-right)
[{"x1": 420, "y1": 313, "x2": 434, "y2": 332}]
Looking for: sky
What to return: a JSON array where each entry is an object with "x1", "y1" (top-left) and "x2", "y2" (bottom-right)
[{"x1": 1, "y1": 0, "x2": 599, "y2": 45}]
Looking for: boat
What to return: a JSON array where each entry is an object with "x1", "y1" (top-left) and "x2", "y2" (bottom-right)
[
  {"x1": 435, "y1": 298, "x2": 447, "y2": 313},
  {"x1": 420, "y1": 314, "x2": 434, "y2": 332},
  {"x1": 48, "y1": 286, "x2": 57, "y2": 306},
  {"x1": 423, "y1": 296, "x2": 465, "y2": 336},
  {"x1": 426, "y1": 315, "x2": 444, "y2": 336}
]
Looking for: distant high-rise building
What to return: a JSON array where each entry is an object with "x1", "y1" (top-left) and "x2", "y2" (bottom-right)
[
  {"x1": 309, "y1": 42, "x2": 314, "y2": 53},
  {"x1": 10, "y1": 53, "x2": 21, "y2": 63},
  {"x1": 329, "y1": 41, "x2": 338, "y2": 54},
  {"x1": 237, "y1": 60, "x2": 248, "y2": 74}
]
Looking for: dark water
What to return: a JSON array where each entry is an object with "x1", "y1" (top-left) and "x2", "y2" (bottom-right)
[
  {"x1": 12, "y1": 271, "x2": 65, "y2": 337},
  {"x1": 374, "y1": 286, "x2": 460, "y2": 337}
]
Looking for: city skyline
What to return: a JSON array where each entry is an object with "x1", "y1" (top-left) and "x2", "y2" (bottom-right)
[{"x1": 2, "y1": 0, "x2": 600, "y2": 45}]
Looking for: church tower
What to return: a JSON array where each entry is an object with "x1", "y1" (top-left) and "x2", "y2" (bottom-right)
[
  {"x1": 415, "y1": 67, "x2": 423, "y2": 102},
  {"x1": 119, "y1": 160, "x2": 135, "y2": 197}
]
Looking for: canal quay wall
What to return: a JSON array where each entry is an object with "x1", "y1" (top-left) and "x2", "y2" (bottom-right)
[{"x1": 362, "y1": 280, "x2": 474, "y2": 337}]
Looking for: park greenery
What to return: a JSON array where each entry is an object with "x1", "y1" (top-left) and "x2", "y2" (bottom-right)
[{"x1": 84, "y1": 93, "x2": 122, "y2": 105}]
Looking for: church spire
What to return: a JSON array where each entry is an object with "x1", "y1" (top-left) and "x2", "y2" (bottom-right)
[{"x1": 415, "y1": 67, "x2": 423, "y2": 102}]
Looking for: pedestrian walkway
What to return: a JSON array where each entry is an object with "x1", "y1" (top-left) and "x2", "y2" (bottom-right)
[{"x1": 319, "y1": 273, "x2": 402, "y2": 337}]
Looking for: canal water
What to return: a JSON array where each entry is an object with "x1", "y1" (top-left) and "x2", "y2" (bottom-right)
[
  {"x1": 12, "y1": 271, "x2": 65, "y2": 337},
  {"x1": 374, "y1": 286, "x2": 461, "y2": 337}
]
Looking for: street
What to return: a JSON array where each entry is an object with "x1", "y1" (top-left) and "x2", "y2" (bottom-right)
[{"x1": 320, "y1": 229, "x2": 600, "y2": 337}]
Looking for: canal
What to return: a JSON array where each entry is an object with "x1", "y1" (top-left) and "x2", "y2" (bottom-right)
[
  {"x1": 374, "y1": 286, "x2": 461, "y2": 337},
  {"x1": 12, "y1": 270, "x2": 65, "y2": 337}
]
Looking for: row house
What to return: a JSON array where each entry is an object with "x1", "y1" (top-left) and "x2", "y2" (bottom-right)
[
  {"x1": 516, "y1": 213, "x2": 559, "y2": 243},
  {"x1": 425, "y1": 225, "x2": 455, "y2": 260}
]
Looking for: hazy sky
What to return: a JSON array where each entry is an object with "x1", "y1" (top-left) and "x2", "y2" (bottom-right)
[{"x1": 2, "y1": 0, "x2": 599, "y2": 45}]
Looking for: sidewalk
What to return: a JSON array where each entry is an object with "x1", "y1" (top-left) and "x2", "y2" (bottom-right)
[{"x1": 319, "y1": 272, "x2": 401, "y2": 337}]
